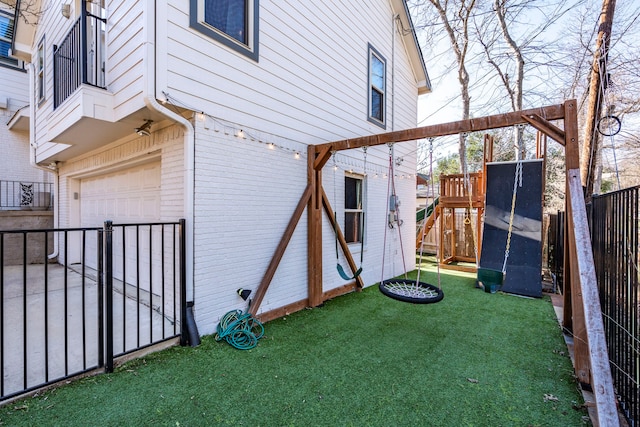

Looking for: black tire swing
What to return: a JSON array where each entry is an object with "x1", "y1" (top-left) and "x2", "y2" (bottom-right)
[{"x1": 378, "y1": 142, "x2": 444, "y2": 304}]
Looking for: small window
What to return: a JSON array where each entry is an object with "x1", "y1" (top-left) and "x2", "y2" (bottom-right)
[
  {"x1": 0, "y1": 10, "x2": 21, "y2": 69},
  {"x1": 345, "y1": 174, "x2": 365, "y2": 244},
  {"x1": 368, "y1": 44, "x2": 386, "y2": 128},
  {"x1": 36, "y1": 39, "x2": 45, "y2": 102},
  {"x1": 190, "y1": 0, "x2": 259, "y2": 61}
]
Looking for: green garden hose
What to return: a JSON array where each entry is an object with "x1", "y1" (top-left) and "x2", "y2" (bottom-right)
[{"x1": 214, "y1": 309, "x2": 264, "y2": 350}]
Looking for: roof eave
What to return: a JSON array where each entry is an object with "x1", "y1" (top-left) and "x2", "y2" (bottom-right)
[{"x1": 391, "y1": 0, "x2": 432, "y2": 95}]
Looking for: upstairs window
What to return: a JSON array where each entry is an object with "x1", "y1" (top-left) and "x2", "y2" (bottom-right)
[
  {"x1": 36, "y1": 39, "x2": 45, "y2": 102},
  {"x1": 345, "y1": 174, "x2": 365, "y2": 244},
  {"x1": 190, "y1": 0, "x2": 259, "y2": 61},
  {"x1": 368, "y1": 44, "x2": 386, "y2": 128},
  {"x1": 0, "y1": 10, "x2": 21, "y2": 69}
]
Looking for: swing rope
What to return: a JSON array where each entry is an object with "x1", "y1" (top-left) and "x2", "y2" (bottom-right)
[
  {"x1": 333, "y1": 150, "x2": 365, "y2": 280},
  {"x1": 379, "y1": 142, "x2": 443, "y2": 304},
  {"x1": 461, "y1": 133, "x2": 479, "y2": 266}
]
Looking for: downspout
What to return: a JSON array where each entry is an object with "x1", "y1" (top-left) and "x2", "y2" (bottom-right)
[
  {"x1": 27, "y1": 62, "x2": 59, "y2": 260},
  {"x1": 392, "y1": 14, "x2": 397, "y2": 133},
  {"x1": 143, "y1": 0, "x2": 197, "y2": 340}
]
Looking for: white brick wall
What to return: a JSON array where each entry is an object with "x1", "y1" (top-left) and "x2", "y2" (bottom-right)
[{"x1": 191, "y1": 119, "x2": 417, "y2": 335}]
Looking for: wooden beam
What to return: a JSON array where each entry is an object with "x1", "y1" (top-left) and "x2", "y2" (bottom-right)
[
  {"x1": 316, "y1": 103, "x2": 566, "y2": 153},
  {"x1": 249, "y1": 184, "x2": 312, "y2": 316},
  {"x1": 521, "y1": 114, "x2": 565, "y2": 145},
  {"x1": 255, "y1": 299, "x2": 309, "y2": 324},
  {"x1": 314, "y1": 145, "x2": 333, "y2": 171},
  {"x1": 321, "y1": 188, "x2": 365, "y2": 289},
  {"x1": 567, "y1": 170, "x2": 619, "y2": 426},
  {"x1": 323, "y1": 282, "x2": 358, "y2": 300}
]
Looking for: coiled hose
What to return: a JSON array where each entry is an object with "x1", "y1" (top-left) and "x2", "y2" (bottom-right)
[{"x1": 214, "y1": 309, "x2": 264, "y2": 350}]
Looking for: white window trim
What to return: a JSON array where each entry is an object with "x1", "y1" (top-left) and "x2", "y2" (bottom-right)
[
  {"x1": 367, "y1": 43, "x2": 386, "y2": 129},
  {"x1": 345, "y1": 172, "x2": 366, "y2": 246},
  {"x1": 190, "y1": 0, "x2": 259, "y2": 61},
  {"x1": 36, "y1": 37, "x2": 45, "y2": 103}
]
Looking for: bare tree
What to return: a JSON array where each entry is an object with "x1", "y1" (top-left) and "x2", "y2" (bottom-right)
[{"x1": 411, "y1": 0, "x2": 477, "y2": 173}]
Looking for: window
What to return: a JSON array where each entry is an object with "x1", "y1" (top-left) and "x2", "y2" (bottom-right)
[
  {"x1": 0, "y1": 10, "x2": 20, "y2": 68},
  {"x1": 344, "y1": 174, "x2": 365, "y2": 244},
  {"x1": 368, "y1": 44, "x2": 386, "y2": 128},
  {"x1": 36, "y1": 38, "x2": 45, "y2": 102},
  {"x1": 190, "y1": 0, "x2": 259, "y2": 61}
]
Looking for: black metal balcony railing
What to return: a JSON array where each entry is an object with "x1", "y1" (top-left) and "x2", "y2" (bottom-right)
[
  {"x1": 0, "y1": 180, "x2": 53, "y2": 210},
  {"x1": 53, "y1": 9, "x2": 106, "y2": 108}
]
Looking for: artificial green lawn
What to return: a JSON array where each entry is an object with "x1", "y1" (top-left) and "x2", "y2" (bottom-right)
[{"x1": 0, "y1": 266, "x2": 589, "y2": 426}]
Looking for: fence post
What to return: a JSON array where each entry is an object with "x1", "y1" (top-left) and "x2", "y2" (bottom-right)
[
  {"x1": 104, "y1": 220, "x2": 114, "y2": 373},
  {"x1": 97, "y1": 228, "x2": 104, "y2": 369},
  {"x1": 179, "y1": 219, "x2": 187, "y2": 346}
]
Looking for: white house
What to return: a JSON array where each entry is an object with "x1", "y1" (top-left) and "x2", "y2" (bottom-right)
[
  {"x1": 11, "y1": 0, "x2": 430, "y2": 335},
  {"x1": 1, "y1": 2, "x2": 52, "y2": 210}
]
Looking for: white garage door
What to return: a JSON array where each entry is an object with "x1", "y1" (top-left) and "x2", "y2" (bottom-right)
[
  {"x1": 80, "y1": 162, "x2": 162, "y2": 282},
  {"x1": 81, "y1": 161, "x2": 161, "y2": 227}
]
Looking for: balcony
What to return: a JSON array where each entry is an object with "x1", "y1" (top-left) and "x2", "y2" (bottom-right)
[{"x1": 53, "y1": 9, "x2": 106, "y2": 108}]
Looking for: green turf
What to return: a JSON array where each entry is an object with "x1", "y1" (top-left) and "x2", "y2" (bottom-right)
[{"x1": 0, "y1": 266, "x2": 589, "y2": 426}]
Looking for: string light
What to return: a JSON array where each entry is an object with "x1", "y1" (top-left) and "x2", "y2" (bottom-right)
[{"x1": 161, "y1": 91, "x2": 421, "y2": 173}]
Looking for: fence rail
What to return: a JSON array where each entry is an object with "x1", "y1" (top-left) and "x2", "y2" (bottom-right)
[
  {"x1": 53, "y1": 7, "x2": 106, "y2": 108},
  {"x1": 590, "y1": 186, "x2": 640, "y2": 426},
  {"x1": 0, "y1": 180, "x2": 53, "y2": 210},
  {"x1": 0, "y1": 220, "x2": 186, "y2": 402}
]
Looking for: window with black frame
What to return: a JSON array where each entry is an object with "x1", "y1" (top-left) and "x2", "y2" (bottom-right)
[{"x1": 190, "y1": 0, "x2": 259, "y2": 61}]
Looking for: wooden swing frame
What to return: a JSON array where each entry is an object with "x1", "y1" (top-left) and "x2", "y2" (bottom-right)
[{"x1": 245, "y1": 100, "x2": 617, "y2": 425}]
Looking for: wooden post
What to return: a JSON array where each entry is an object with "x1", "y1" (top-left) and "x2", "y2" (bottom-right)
[
  {"x1": 564, "y1": 100, "x2": 591, "y2": 385},
  {"x1": 308, "y1": 144, "x2": 323, "y2": 307}
]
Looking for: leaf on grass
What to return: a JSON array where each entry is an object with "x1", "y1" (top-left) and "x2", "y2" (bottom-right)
[
  {"x1": 13, "y1": 405, "x2": 28, "y2": 411},
  {"x1": 544, "y1": 394, "x2": 559, "y2": 402},
  {"x1": 467, "y1": 378, "x2": 479, "y2": 384}
]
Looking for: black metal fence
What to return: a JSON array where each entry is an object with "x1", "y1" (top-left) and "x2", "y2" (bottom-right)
[
  {"x1": 53, "y1": 6, "x2": 106, "y2": 108},
  {"x1": 589, "y1": 186, "x2": 640, "y2": 426},
  {"x1": 0, "y1": 220, "x2": 186, "y2": 402},
  {"x1": 0, "y1": 180, "x2": 53, "y2": 210}
]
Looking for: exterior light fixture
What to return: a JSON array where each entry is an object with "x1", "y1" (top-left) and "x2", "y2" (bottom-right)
[
  {"x1": 237, "y1": 288, "x2": 252, "y2": 301},
  {"x1": 135, "y1": 120, "x2": 153, "y2": 136}
]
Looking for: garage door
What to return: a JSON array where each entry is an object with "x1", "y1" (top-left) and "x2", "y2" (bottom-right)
[
  {"x1": 81, "y1": 161, "x2": 161, "y2": 227},
  {"x1": 80, "y1": 162, "x2": 161, "y2": 281}
]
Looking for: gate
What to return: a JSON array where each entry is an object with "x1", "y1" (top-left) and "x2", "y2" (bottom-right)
[{"x1": 0, "y1": 219, "x2": 186, "y2": 402}]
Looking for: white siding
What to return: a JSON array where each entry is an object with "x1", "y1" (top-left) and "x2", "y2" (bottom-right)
[
  {"x1": 31, "y1": 0, "x2": 425, "y2": 336},
  {"x1": 0, "y1": 65, "x2": 52, "y2": 183},
  {"x1": 160, "y1": 0, "x2": 421, "y2": 145},
  {"x1": 31, "y1": 1, "x2": 147, "y2": 149},
  {"x1": 105, "y1": 0, "x2": 146, "y2": 119}
]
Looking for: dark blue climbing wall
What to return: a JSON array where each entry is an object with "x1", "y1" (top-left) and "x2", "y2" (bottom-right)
[{"x1": 480, "y1": 160, "x2": 543, "y2": 297}]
